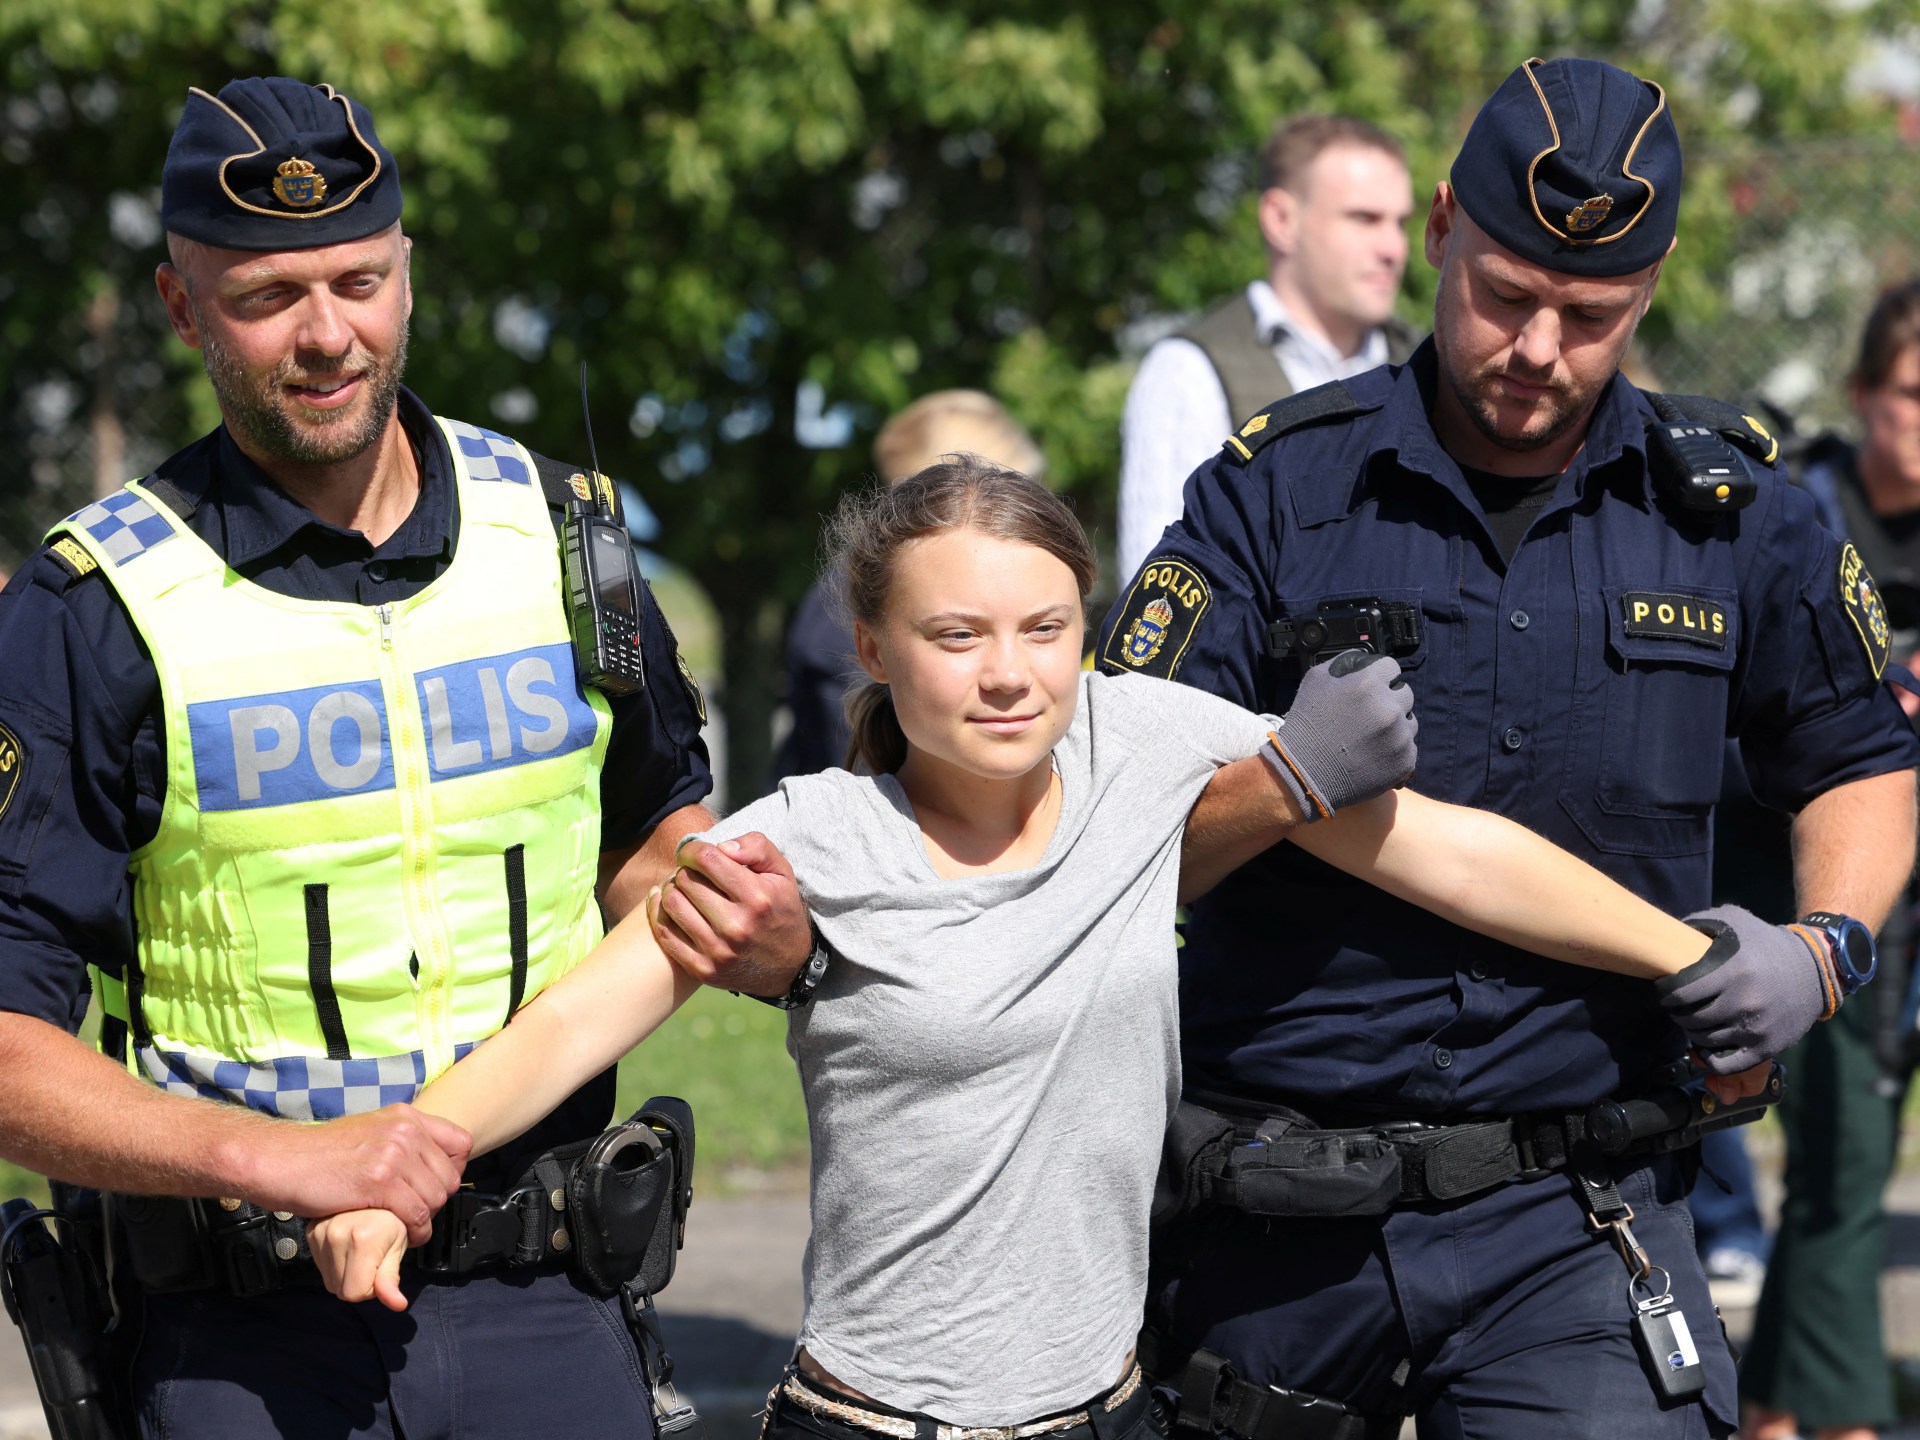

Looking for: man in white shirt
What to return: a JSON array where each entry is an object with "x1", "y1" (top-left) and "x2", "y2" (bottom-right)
[{"x1": 1118, "y1": 115, "x2": 1420, "y2": 577}]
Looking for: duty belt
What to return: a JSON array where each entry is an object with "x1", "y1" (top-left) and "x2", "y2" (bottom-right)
[
  {"x1": 778, "y1": 1364, "x2": 1145, "y2": 1440},
  {"x1": 1162, "y1": 1065, "x2": 1782, "y2": 1224}
]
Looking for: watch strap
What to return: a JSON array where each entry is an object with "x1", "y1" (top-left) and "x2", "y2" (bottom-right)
[{"x1": 743, "y1": 924, "x2": 832, "y2": 1011}]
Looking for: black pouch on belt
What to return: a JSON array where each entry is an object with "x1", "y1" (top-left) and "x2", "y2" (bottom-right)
[
  {"x1": 1218, "y1": 1127, "x2": 1403, "y2": 1218},
  {"x1": 564, "y1": 1096, "x2": 695, "y2": 1296}
]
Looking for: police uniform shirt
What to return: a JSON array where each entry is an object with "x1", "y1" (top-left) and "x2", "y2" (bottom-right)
[
  {"x1": 0, "y1": 388, "x2": 710, "y2": 1176},
  {"x1": 1102, "y1": 345, "x2": 1920, "y2": 1117}
]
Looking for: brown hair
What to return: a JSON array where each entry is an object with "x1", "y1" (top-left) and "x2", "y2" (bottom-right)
[
  {"x1": 827, "y1": 456, "x2": 1097, "y2": 774},
  {"x1": 1260, "y1": 114, "x2": 1405, "y2": 194},
  {"x1": 871, "y1": 389, "x2": 1045, "y2": 485},
  {"x1": 1853, "y1": 279, "x2": 1920, "y2": 393}
]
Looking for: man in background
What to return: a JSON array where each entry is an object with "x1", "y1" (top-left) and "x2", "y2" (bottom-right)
[
  {"x1": 773, "y1": 389, "x2": 1043, "y2": 780},
  {"x1": 1116, "y1": 114, "x2": 1420, "y2": 578},
  {"x1": 1737, "y1": 278, "x2": 1920, "y2": 1440}
]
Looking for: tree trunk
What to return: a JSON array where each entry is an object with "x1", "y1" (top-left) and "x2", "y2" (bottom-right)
[{"x1": 708, "y1": 578, "x2": 786, "y2": 814}]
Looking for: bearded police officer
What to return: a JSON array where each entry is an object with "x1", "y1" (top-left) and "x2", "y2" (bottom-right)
[
  {"x1": 0, "y1": 77, "x2": 811, "y2": 1436},
  {"x1": 1103, "y1": 58, "x2": 1920, "y2": 1439}
]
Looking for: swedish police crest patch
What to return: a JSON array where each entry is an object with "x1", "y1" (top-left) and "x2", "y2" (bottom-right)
[
  {"x1": 0, "y1": 722, "x2": 21, "y2": 825},
  {"x1": 1839, "y1": 542, "x2": 1891, "y2": 679},
  {"x1": 1101, "y1": 556, "x2": 1211, "y2": 679}
]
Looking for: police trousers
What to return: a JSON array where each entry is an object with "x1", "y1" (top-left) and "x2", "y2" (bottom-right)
[
  {"x1": 132, "y1": 1262, "x2": 656, "y2": 1439},
  {"x1": 1151, "y1": 1152, "x2": 1736, "y2": 1439}
]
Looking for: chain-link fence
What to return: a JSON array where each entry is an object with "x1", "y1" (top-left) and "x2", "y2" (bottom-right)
[
  {"x1": 1637, "y1": 137, "x2": 1920, "y2": 438},
  {"x1": 4, "y1": 137, "x2": 1918, "y2": 584}
]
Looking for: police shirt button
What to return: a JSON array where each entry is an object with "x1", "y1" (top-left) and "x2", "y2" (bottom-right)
[
  {"x1": 1509, "y1": 609, "x2": 1530, "y2": 630},
  {"x1": 1433, "y1": 1048, "x2": 1454, "y2": 1070},
  {"x1": 367, "y1": 561, "x2": 389, "y2": 583},
  {"x1": 1468, "y1": 963, "x2": 1488, "y2": 981},
  {"x1": 1501, "y1": 727, "x2": 1525, "y2": 752}
]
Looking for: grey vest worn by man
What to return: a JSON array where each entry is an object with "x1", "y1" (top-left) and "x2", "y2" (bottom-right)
[{"x1": 1177, "y1": 291, "x2": 1423, "y2": 429}]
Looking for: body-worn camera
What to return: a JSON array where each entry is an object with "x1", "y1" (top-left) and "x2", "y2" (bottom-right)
[
  {"x1": 1267, "y1": 599, "x2": 1421, "y2": 666},
  {"x1": 1647, "y1": 422, "x2": 1758, "y2": 513}
]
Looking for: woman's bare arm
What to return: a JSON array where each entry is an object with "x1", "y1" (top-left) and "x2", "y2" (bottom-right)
[
  {"x1": 1287, "y1": 789, "x2": 1710, "y2": 977},
  {"x1": 1180, "y1": 757, "x2": 1709, "y2": 977},
  {"x1": 411, "y1": 901, "x2": 700, "y2": 1157}
]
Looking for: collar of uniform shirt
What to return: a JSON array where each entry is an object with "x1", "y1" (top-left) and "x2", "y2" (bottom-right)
[
  {"x1": 1249, "y1": 279, "x2": 1390, "y2": 376},
  {"x1": 1353, "y1": 345, "x2": 1653, "y2": 514},
  {"x1": 208, "y1": 385, "x2": 455, "y2": 569}
]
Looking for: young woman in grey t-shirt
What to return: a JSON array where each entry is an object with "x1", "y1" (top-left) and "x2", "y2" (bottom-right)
[{"x1": 307, "y1": 460, "x2": 1794, "y2": 1437}]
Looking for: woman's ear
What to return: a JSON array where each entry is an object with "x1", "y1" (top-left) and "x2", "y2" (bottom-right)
[{"x1": 853, "y1": 617, "x2": 887, "y2": 684}]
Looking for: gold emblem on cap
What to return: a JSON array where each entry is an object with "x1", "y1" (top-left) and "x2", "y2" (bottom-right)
[
  {"x1": 1565, "y1": 194, "x2": 1614, "y2": 234},
  {"x1": 270, "y1": 157, "x2": 327, "y2": 209}
]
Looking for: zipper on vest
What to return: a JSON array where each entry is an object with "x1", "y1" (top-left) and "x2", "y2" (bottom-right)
[{"x1": 374, "y1": 603, "x2": 459, "y2": 1082}]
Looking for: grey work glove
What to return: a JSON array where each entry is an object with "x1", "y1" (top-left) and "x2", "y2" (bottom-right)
[
  {"x1": 1262, "y1": 650, "x2": 1418, "y2": 822},
  {"x1": 1657, "y1": 904, "x2": 1835, "y2": 1074}
]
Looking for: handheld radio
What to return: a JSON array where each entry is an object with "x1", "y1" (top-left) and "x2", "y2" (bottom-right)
[{"x1": 562, "y1": 365, "x2": 647, "y2": 696}]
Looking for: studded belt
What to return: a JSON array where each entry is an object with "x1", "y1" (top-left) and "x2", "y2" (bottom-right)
[{"x1": 779, "y1": 1364, "x2": 1144, "y2": 1440}]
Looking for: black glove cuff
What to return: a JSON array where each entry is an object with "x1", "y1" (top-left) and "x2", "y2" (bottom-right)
[{"x1": 1657, "y1": 918, "x2": 1739, "y2": 999}]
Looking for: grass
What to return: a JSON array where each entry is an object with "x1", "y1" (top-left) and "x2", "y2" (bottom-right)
[{"x1": 612, "y1": 986, "x2": 810, "y2": 1192}]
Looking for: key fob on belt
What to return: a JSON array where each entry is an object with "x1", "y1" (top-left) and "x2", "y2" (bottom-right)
[{"x1": 1632, "y1": 1292, "x2": 1707, "y2": 1400}]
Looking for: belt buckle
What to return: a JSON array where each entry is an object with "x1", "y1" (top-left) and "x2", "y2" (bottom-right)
[{"x1": 1513, "y1": 1120, "x2": 1548, "y2": 1180}]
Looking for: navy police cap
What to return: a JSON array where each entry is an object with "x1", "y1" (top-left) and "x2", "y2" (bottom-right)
[
  {"x1": 1450, "y1": 58, "x2": 1680, "y2": 277},
  {"x1": 160, "y1": 77, "x2": 401, "y2": 250}
]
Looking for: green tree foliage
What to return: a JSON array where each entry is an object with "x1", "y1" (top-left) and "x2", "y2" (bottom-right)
[{"x1": 3, "y1": 0, "x2": 1912, "y2": 800}]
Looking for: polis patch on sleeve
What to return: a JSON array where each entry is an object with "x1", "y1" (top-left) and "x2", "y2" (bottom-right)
[
  {"x1": 1838, "y1": 542, "x2": 1891, "y2": 679},
  {"x1": 1101, "y1": 556, "x2": 1211, "y2": 679},
  {"x1": 1620, "y1": 591, "x2": 1729, "y2": 649},
  {"x1": 0, "y1": 722, "x2": 22, "y2": 825}
]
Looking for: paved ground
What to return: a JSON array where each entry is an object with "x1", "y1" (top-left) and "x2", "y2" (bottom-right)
[{"x1": 5, "y1": 1165, "x2": 1920, "y2": 1439}]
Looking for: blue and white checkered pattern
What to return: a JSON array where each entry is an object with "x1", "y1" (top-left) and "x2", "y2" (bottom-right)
[
  {"x1": 443, "y1": 419, "x2": 532, "y2": 485},
  {"x1": 139, "y1": 1041, "x2": 478, "y2": 1120},
  {"x1": 62, "y1": 489, "x2": 177, "y2": 566}
]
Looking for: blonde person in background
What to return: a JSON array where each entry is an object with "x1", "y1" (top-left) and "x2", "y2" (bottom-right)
[{"x1": 772, "y1": 389, "x2": 1044, "y2": 782}]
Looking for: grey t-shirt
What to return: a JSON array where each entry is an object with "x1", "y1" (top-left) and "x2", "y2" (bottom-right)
[{"x1": 699, "y1": 671, "x2": 1276, "y2": 1423}]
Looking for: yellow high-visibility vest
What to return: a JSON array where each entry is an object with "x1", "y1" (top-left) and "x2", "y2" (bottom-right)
[{"x1": 49, "y1": 418, "x2": 610, "y2": 1117}]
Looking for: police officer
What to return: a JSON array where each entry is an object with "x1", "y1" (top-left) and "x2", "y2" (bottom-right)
[
  {"x1": 1102, "y1": 59, "x2": 1920, "y2": 1438},
  {"x1": 0, "y1": 77, "x2": 811, "y2": 1436}
]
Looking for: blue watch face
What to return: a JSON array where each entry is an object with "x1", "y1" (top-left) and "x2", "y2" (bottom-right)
[
  {"x1": 1806, "y1": 914, "x2": 1878, "y2": 991},
  {"x1": 1832, "y1": 919, "x2": 1878, "y2": 988}
]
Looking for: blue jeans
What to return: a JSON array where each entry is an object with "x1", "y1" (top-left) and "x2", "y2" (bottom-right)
[
  {"x1": 133, "y1": 1265, "x2": 656, "y2": 1439},
  {"x1": 1154, "y1": 1154, "x2": 1736, "y2": 1439}
]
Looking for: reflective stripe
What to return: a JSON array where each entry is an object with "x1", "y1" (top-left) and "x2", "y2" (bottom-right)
[{"x1": 138, "y1": 1040, "x2": 479, "y2": 1121}]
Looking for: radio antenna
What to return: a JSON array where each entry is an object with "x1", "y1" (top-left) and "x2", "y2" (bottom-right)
[{"x1": 579, "y1": 361, "x2": 603, "y2": 486}]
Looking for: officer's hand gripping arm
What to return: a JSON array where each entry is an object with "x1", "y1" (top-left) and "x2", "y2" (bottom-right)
[
  {"x1": 1659, "y1": 904, "x2": 1854, "y2": 1074},
  {"x1": 0, "y1": 1015, "x2": 469, "y2": 1245},
  {"x1": 653, "y1": 832, "x2": 814, "y2": 998},
  {"x1": 1179, "y1": 652, "x2": 1417, "y2": 899}
]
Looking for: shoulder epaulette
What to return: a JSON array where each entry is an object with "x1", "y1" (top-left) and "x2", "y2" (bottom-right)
[
  {"x1": 1221, "y1": 381, "x2": 1367, "y2": 466},
  {"x1": 45, "y1": 536, "x2": 100, "y2": 587},
  {"x1": 530, "y1": 452, "x2": 623, "y2": 523},
  {"x1": 1646, "y1": 392, "x2": 1781, "y2": 467}
]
